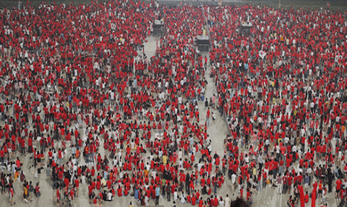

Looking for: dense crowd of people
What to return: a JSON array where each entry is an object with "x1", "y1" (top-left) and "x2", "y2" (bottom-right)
[
  {"x1": 208, "y1": 4, "x2": 347, "y2": 207},
  {"x1": 0, "y1": 0, "x2": 346, "y2": 207}
]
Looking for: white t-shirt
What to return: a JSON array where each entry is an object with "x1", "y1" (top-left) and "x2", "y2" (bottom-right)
[
  {"x1": 107, "y1": 192, "x2": 112, "y2": 200},
  {"x1": 231, "y1": 174, "x2": 236, "y2": 184},
  {"x1": 180, "y1": 194, "x2": 186, "y2": 203},
  {"x1": 224, "y1": 197, "x2": 230, "y2": 207},
  {"x1": 219, "y1": 200, "x2": 225, "y2": 206},
  {"x1": 173, "y1": 191, "x2": 178, "y2": 200}
]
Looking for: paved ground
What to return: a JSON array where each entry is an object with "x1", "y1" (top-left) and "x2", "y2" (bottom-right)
[{"x1": 0, "y1": 34, "x2": 342, "y2": 207}]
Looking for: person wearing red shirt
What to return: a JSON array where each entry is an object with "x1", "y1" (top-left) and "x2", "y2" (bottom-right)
[
  {"x1": 191, "y1": 195, "x2": 196, "y2": 205},
  {"x1": 88, "y1": 184, "x2": 93, "y2": 197},
  {"x1": 20, "y1": 138, "x2": 25, "y2": 155},
  {"x1": 186, "y1": 192, "x2": 191, "y2": 203},
  {"x1": 336, "y1": 179, "x2": 342, "y2": 198},
  {"x1": 124, "y1": 186, "x2": 129, "y2": 196},
  {"x1": 58, "y1": 148, "x2": 63, "y2": 166},
  {"x1": 48, "y1": 149, "x2": 53, "y2": 165},
  {"x1": 246, "y1": 189, "x2": 251, "y2": 202},
  {"x1": 96, "y1": 179, "x2": 101, "y2": 190},
  {"x1": 304, "y1": 191, "x2": 309, "y2": 203},
  {"x1": 198, "y1": 197, "x2": 203, "y2": 207},
  {"x1": 287, "y1": 176, "x2": 293, "y2": 193},
  {"x1": 28, "y1": 137, "x2": 33, "y2": 153},
  {"x1": 70, "y1": 188, "x2": 75, "y2": 200},
  {"x1": 0, "y1": 149, "x2": 4, "y2": 163},
  {"x1": 74, "y1": 176, "x2": 80, "y2": 197},
  {"x1": 201, "y1": 176, "x2": 206, "y2": 187},
  {"x1": 213, "y1": 195, "x2": 219, "y2": 206},
  {"x1": 117, "y1": 186, "x2": 123, "y2": 197},
  {"x1": 64, "y1": 178, "x2": 69, "y2": 188},
  {"x1": 91, "y1": 179, "x2": 96, "y2": 190},
  {"x1": 56, "y1": 188, "x2": 61, "y2": 206},
  {"x1": 206, "y1": 108, "x2": 210, "y2": 127},
  {"x1": 107, "y1": 180, "x2": 112, "y2": 190},
  {"x1": 91, "y1": 167, "x2": 96, "y2": 177}
]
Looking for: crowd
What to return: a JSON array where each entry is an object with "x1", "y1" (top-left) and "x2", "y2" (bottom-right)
[
  {"x1": 0, "y1": 0, "x2": 346, "y2": 207},
  {"x1": 208, "y1": 4, "x2": 347, "y2": 207}
]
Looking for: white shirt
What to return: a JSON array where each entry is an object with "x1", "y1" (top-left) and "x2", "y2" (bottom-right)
[
  {"x1": 292, "y1": 145, "x2": 297, "y2": 152},
  {"x1": 180, "y1": 193, "x2": 186, "y2": 203},
  {"x1": 107, "y1": 192, "x2": 112, "y2": 200},
  {"x1": 224, "y1": 197, "x2": 230, "y2": 207},
  {"x1": 231, "y1": 174, "x2": 236, "y2": 184},
  {"x1": 219, "y1": 200, "x2": 225, "y2": 206},
  {"x1": 207, "y1": 144, "x2": 212, "y2": 152},
  {"x1": 145, "y1": 196, "x2": 149, "y2": 206},
  {"x1": 146, "y1": 164, "x2": 150, "y2": 171},
  {"x1": 174, "y1": 191, "x2": 178, "y2": 200}
]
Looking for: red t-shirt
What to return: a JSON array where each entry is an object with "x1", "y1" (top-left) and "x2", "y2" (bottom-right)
[
  {"x1": 57, "y1": 189, "x2": 60, "y2": 200},
  {"x1": 336, "y1": 179, "x2": 342, "y2": 190},
  {"x1": 191, "y1": 196, "x2": 196, "y2": 205},
  {"x1": 75, "y1": 179, "x2": 79, "y2": 188},
  {"x1": 117, "y1": 188, "x2": 122, "y2": 196}
]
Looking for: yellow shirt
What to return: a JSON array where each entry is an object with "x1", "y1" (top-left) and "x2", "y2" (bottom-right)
[
  {"x1": 163, "y1": 155, "x2": 168, "y2": 165},
  {"x1": 15, "y1": 171, "x2": 19, "y2": 179},
  {"x1": 101, "y1": 178, "x2": 106, "y2": 186}
]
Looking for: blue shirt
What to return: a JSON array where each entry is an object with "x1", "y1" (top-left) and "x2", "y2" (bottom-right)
[
  {"x1": 156, "y1": 187, "x2": 160, "y2": 196},
  {"x1": 134, "y1": 189, "x2": 139, "y2": 199}
]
